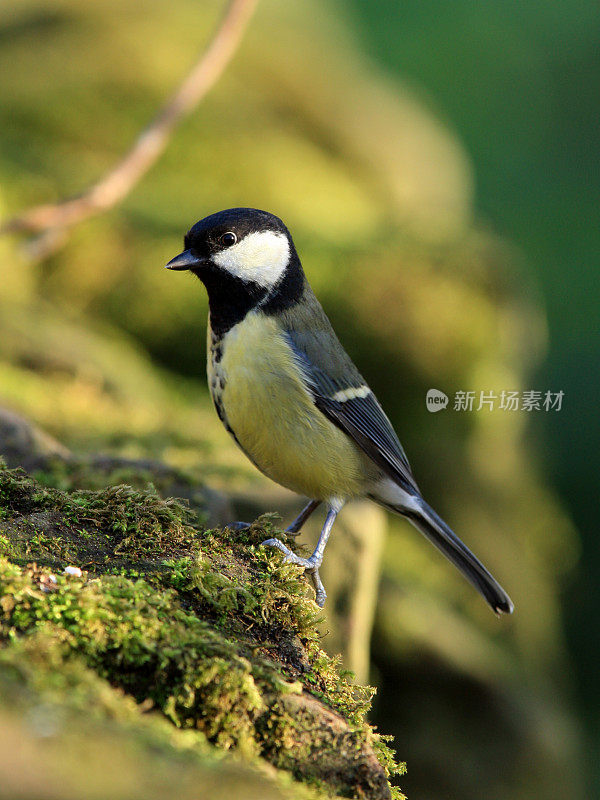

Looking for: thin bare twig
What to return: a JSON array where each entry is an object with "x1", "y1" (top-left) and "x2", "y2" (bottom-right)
[{"x1": 1, "y1": 0, "x2": 258, "y2": 259}]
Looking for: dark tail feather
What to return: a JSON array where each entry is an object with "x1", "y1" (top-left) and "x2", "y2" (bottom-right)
[{"x1": 402, "y1": 498, "x2": 514, "y2": 615}]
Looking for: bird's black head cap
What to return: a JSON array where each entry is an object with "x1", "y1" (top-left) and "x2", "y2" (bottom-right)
[
  {"x1": 166, "y1": 208, "x2": 305, "y2": 336},
  {"x1": 185, "y1": 207, "x2": 290, "y2": 257}
]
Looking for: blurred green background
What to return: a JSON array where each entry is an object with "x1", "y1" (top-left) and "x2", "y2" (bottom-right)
[{"x1": 0, "y1": 0, "x2": 598, "y2": 797}]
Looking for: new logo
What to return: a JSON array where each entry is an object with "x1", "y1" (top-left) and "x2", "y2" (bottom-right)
[{"x1": 426, "y1": 389, "x2": 448, "y2": 413}]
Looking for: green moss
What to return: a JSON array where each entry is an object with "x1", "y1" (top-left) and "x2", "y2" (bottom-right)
[
  {"x1": 0, "y1": 632, "x2": 323, "y2": 800},
  {"x1": 0, "y1": 464, "x2": 205, "y2": 567},
  {"x1": 0, "y1": 564, "x2": 270, "y2": 753},
  {"x1": 0, "y1": 464, "x2": 404, "y2": 799},
  {"x1": 0, "y1": 533, "x2": 12, "y2": 557}
]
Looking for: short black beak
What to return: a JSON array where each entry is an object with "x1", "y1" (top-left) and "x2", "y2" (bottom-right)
[{"x1": 165, "y1": 249, "x2": 204, "y2": 271}]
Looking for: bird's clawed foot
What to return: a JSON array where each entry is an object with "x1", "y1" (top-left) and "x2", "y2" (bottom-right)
[
  {"x1": 310, "y1": 569, "x2": 327, "y2": 608},
  {"x1": 226, "y1": 521, "x2": 251, "y2": 532},
  {"x1": 284, "y1": 524, "x2": 303, "y2": 538},
  {"x1": 260, "y1": 537, "x2": 319, "y2": 569},
  {"x1": 261, "y1": 537, "x2": 327, "y2": 607}
]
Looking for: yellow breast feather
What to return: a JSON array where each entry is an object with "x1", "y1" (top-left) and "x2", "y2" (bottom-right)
[{"x1": 209, "y1": 313, "x2": 374, "y2": 500}]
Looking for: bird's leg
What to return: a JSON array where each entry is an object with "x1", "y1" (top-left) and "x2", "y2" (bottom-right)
[
  {"x1": 262, "y1": 501, "x2": 343, "y2": 607},
  {"x1": 285, "y1": 499, "x2": 321, "y2": 536}
]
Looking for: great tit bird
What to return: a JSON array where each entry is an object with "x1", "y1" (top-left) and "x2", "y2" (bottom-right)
[{"x1": 166, "y1": 207, "x2": 513, "y2": 614}]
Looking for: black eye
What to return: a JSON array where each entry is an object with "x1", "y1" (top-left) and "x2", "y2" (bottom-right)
[{"x1": 220, "y1": 232, "x2": 237, "y2": 247}]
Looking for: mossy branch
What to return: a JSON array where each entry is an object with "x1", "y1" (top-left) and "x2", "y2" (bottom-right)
[{"x1": 0, "y1": 463, "x2": 405, "y2": 799}]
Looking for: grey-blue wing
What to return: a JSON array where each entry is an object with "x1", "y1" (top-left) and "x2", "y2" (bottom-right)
[{"x1": 284, "y1": 331, "x2": 419, "y2": 495}]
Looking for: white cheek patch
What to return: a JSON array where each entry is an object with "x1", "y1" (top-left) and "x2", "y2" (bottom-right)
[{"x1": 213, "y1": 231, "x2": 290, "y2": 288}]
